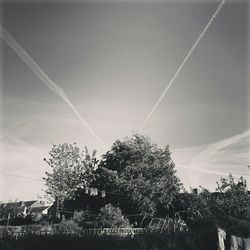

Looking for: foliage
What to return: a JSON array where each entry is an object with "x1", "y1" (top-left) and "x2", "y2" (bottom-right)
[
  {"x1": 210, "y1": 174, "x2": 250, "y2": 220},
  {"x1": 53, "y1": 220, "x2": 81, "y2": 234},
  {"x1": 0, "y1": 201, "x2": 24, "y2": 220},
  {"x1": 96, "y1": 134, "x2": 182, "y2": 216},
  {"x1": 40, "y1": 138, "x2": 250, "y2": 242},
  {"x1": 72, "y1": 210, "x2": 98, "y2": 229},
  {"x1": 62, "y1": 189, "x2": 106, "y2": 215},
  {"x1": 174, "y1": 187, "x2": 212, "y2": 224},
  {"x1": 0, "y1": 201, "x2": 37, "y2": 226},
  {"x1": 96, "y1": 204, "x2": 131, "y2": 228},
  {"x1": 223, "y1": 216, "x2": 250, "y2": 238},
  {"x1": 188, "y1": 217, "x2": 218, "y2": 250},
  {"x1": 0, "y1": 225, "x2": 52, "y2": 236},
  {"x1": 43, "y1": 143, "x2": 98, "y2": 201},
  {"x1": 72, "y1": 204, "x2": 130, "y2": 229},
  {"x1": 9, "y1": 215, "x2": 36, "y2": 226},
  {"x1": 175, "y1": 174, "x2": 250, "y2": 237}
]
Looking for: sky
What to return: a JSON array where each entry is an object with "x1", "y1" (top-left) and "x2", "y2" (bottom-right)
[{"x1": 0, "y1": 0, "x2": 249, "y2": 202}]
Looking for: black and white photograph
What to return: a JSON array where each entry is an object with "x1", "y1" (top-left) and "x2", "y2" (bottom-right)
[{"x1": 0, "y1": 0, "x2": 249, "y2": 249}]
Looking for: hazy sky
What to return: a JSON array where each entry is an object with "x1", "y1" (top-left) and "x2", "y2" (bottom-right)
[{"x1": 0, "y1": 0, "x2": 249, "y2": 202}]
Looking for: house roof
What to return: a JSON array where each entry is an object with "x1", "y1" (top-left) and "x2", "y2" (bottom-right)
[
  {"x1": 0, "y1": 200, "x2": 45, "y2": 209},
  {"x1": 29, "y1": 206, "x2": 50, "y2": 213},
  {"x1": 24, "y1": 200, "x2": 37, "y2": 207},
  {"x1": 0, "y1": 201, "x2": 24, "y2": 209}
]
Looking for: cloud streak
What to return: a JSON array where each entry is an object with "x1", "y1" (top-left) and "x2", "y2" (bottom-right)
[
  {"x1": 190, "y1": 129, "x2": 250, "y2": 165},
  {"x1": 0, "y1": 132, "x2": 47, "y2": 201},
  {"x1": 173, "y1": 129, "x2": 250, "y2": 189},
  {"x1": 139, "y1": 0, "x2": 225, "y2": 132},
  {"x1": 177, "y1": 164, "x2": 245, "y2": 178},
  {"x1": 0, "y1": 25, "x2": 105, "y2": 149}
]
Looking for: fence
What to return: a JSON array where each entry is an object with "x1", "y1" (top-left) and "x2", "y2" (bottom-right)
[
  {"x1": 0, "y1": 226, "x2": 145, "y2": 238},
  {"x1": 81, "y1": 227, "x2": 144, "y2": 236}
]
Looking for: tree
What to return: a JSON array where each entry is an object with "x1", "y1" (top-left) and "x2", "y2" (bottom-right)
[
  {"x1": 95, "y1": 134, "x2": 182, "y2": 216},
  {"x1": 43, "y1": 143, "x2": 98, "y2": 201}
]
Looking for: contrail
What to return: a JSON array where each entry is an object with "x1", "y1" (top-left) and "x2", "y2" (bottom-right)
[
  {"x1": 0, "y1": 25, "x2": 105, "y2": 148},
  {"x1": 139, "y1": 0, "x2": 226, "y2": 132},
  {"x1": 190, "y1": 129, "x2": 250, "y2": 164},
  {"x1": 176, "y1": 129, "x2": 250, "y2": 182},
  {"x1": 177, "y1": 164, "x2": 248, "y2": 178}
]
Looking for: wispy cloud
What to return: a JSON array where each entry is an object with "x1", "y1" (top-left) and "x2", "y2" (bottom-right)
[
  {"x1": 190, "y1": 129, "x2": 250, "y2": 166},
  {"x1": 0, "y1": 132, "x2": 48, "y2": 202},
  {"x1": 172, "y1": 129, "x2": 250, "y2": 189}
]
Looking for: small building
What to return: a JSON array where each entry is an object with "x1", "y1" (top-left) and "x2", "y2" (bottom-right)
[{"x1": 0, "y1": 200, "x2": 50, "y2": 221}]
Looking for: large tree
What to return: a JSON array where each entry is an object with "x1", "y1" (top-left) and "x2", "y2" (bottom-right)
[
  {"x1": 95, "y1": 134, "x2": 182, "y2": 216},
  {"x1": 43, "y1": 143, "x2": 98, "y2": 201}
]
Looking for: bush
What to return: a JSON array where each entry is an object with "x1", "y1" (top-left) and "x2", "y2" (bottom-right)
[
  {"x1": 72, "y1": 210, "x2": 98, "y2": 229},
  {"x1": 0, "y1": 225, "x2": 53, "y2": 237},
  {"x1": 220, "y1": 216, "x2": 250, "y2": 238},
  {"x1": 72, "y1": 204, "x2": 131, "y2": 229},
  {"x1": 0, "y1": 225, "x2": 22, "y2": 237},
  {"x1": 187, "y1": 217, "x2": 218, "y2": 250},
  {"x1": 96, "y1": 204, "x2": 131, "y2": 228}
]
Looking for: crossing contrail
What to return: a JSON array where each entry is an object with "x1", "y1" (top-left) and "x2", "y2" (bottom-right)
[
  {"x1": 0, "y1": 25, "x2": 105, "y2": 148},
  {"x1": 139, "y1": 0, "x2": 226, "y2": 132}
]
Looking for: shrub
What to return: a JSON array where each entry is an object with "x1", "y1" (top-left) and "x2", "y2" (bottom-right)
[
  {"x1": 96, "y1": 204, "x2": 131, "y2": 228},
  {"x1": 72, "y1": 210, "x2": 98, "y2": 229}
]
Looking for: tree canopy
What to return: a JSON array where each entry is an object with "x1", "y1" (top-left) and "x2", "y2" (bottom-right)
[
  {"x1": 95, "y1": 134, "x2": 182, "y2": 216},
  {"x1": 43, "y1": 143, "x2": 98, "y2": 201},
  {"x1": 42, "y1": 136, "x2": 250, "y2": 237},
  {"x1": 174, "y1": 173, "x2": 250, "y2": 236},
  {"x1": 212, "y1": 174, "x2": 250, "y2": 220}
]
